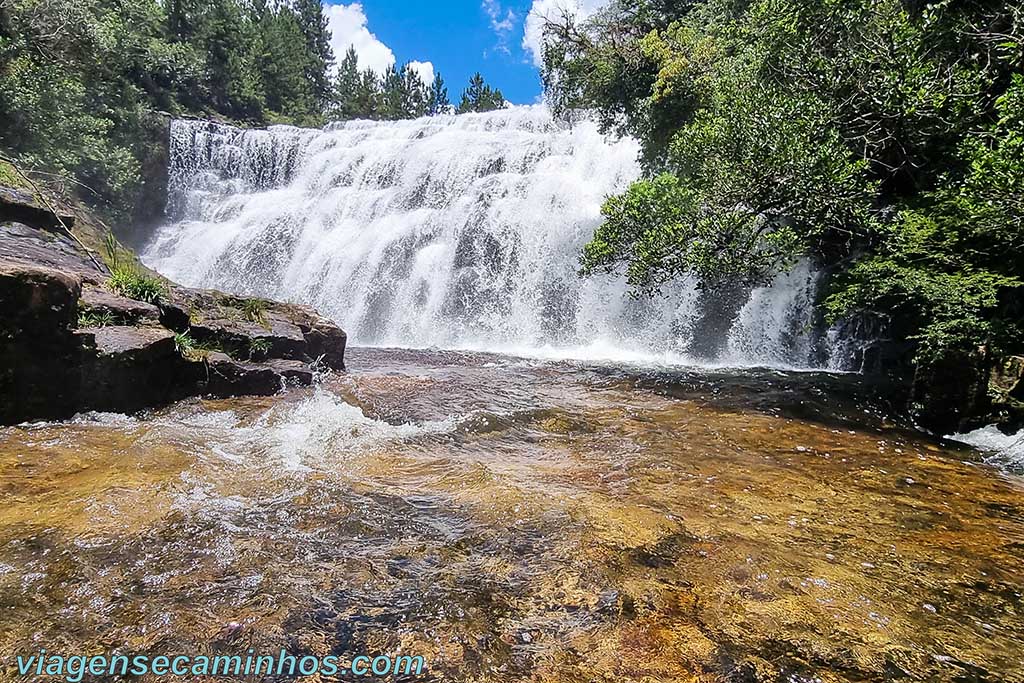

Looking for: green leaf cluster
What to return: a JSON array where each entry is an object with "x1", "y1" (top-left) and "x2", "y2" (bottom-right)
[{"x1": 542, "y1": 0, "x2": 1023, "y2": 359}]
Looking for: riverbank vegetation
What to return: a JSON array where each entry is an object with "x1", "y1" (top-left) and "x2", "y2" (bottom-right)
[
  {"x1": 541, "y1": 0, "x2": 1022, "y2": 371},
  {"x1": 0, "y1": 0, "x2": 506, "y2": 223}
]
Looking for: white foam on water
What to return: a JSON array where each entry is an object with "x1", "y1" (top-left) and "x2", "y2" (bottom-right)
[
  {"x1": 948, "y1": 426, "x2": 1024, "y2": 469},
  {"x1": 143, "y1": 106, "x2": 839, "y2": 368}
]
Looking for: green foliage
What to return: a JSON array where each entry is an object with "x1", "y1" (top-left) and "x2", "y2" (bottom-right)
[
  {"x1": 0, "y1": 160, "x2": 29, "y2": 189},
  {"x1": 109, "y1": 266, "x2": 165, "y2": 304},
  {"x1": 103, "y1": 232, "x2": 121, "y2": 270},
  {"x1": 78, "y1": 309, "x2": 117, "y2": 329},
  {"x1": 542, "y1": 0, "x2": 1024, "y2": 360},
  {"x1": 248, "y1": 337, "x2": 272, "y2": 360},
  {"x1": 826, "y1": 75, "x2": 1024, "y2": 360},
  {"x1": 428, "y1": 73, "x2": 451, "y2": 115},
  {"x1": 173, "y1": 332, "x2": 226, "y2": 360},
  {"x1": 174, "y1": 332, "x2": 196, "y2": 356},
  {"x1": 457, "y1": 73, "x2": 507, "y2": 114},
  {"x1": 0, "y1": 0, "x2": 331, "y2": 217},
  {"x1": 327, "y1": 49, "x2": 453, "y2": 122},
  {"x1": 240, "y1": 298, "x2": 268, "y2": 326}
]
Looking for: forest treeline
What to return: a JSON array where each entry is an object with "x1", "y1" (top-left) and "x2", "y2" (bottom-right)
[
  {"x1": 540, "y1": 0, "x2": 1023, "y2": 374},
  {"x1": 0, "y1": 0, "x2": 505, "y2": 221}
]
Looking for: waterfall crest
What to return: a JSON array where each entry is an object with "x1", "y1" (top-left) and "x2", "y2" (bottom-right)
[{"x1": 143, "y1": 106, "x2": 834, "y2": 368}]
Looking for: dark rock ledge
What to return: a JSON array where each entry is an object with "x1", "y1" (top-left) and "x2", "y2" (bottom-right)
[{"x1": 0, "y1": 193, "x2": 346, "y2": 425}]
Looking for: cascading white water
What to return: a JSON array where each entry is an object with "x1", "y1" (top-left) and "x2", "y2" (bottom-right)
[{"x1": 143, "y1": 106, "x2": 835, "y2": 368}]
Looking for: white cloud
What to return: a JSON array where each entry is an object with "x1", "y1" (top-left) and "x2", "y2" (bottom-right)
[
  {"x1": 326, "y1": 3, "x2": 436, "y2": 84},
  {"x1": 482, "y1": 0, "x2": 517, "y2": 54},
  {"x1": 408, "y1": 60, "x2": 435, "y2": 85},
  {"x1": 325, "y1": 2, "x2": 395, "y2": 75},
  {"x1": 522, "y1": 0, "x2": 606, "y2": 67}
]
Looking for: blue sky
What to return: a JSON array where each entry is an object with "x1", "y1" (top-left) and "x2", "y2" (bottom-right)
[{"x1": 323, "y1": 0, "x2": 602, "y2": 105}]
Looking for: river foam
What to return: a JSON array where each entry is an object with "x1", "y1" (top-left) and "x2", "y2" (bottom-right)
[{"x1": 949, "y1": 425, "x2": 1024, "y2": 471}]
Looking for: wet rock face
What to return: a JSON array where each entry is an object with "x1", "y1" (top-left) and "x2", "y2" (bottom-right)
[
  {"x1": 205, "y1": 352, "x2": 285, "y2": 398},
  {"x1": 0, "y1": 262, "x2": 84, "y2": 423},
  {"x1": 0, "y1": 219, "x2": 348, "y2": 424},
  {"x1": 910, "y1": 350, "x2": 990, "y2": 434},
  {"x1": 163, "y1": 288, "x2": 347, "y2": 372},
  {"x1": 76, "y1": 327, "x2": 203, "y2": 413}
]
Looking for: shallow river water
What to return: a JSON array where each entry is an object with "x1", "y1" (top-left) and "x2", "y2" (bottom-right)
[{"x1": 1, "y1": 348, "x2": 1023, "y2": 682}]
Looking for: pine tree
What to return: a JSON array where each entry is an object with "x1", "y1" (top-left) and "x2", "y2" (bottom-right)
[
  {"x1": 255, "y1": 9, "x2": 315, "y2": 119},
  {"x1": 377, "y1": 65, "x2": 404, "y2": 120},
  {"x1": 329, "y1": 46, "x2": 362, "y2": 121},
  {"x1": 197, "y1": 0, "x2": 263, "y2": 120},
  {"x1": 457, "y1": 72, "x2": 506, "y2": 114},
  {"x1": 427, "y1": 73, "x2": 450, "y2": 115},
  {"x1": 400, "y1": 65, "x2": 429, "y2": 119},
  {"x1": 292, "y1": 0, "x2": 334, "y2": 104},
  {"x1": 355, "y1": 67, "x2": 381, "y2": 119}
]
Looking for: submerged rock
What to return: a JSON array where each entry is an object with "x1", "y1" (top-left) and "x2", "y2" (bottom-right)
[{"x1": 0, "y1": 211, "x2": 347, "y2": 424}]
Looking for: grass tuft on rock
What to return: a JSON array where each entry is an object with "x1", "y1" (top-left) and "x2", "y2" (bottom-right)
[
  {"x1": 248, "y1": 337, "x2": 272, "y2": 360},
  {"x1": 78, "y1": 309, "x2": 117, "y2": 329},
  {"x1": 103, "y1": 230, "x2": 165, "y2": 304},
  {"x1": 109, "y1": 266, "x2": 165, "y2": 304},
  {"x1": 241, "y1": 298, "x2": 268, "y2": 326}
]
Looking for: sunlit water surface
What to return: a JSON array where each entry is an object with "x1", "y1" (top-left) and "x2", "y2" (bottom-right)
[{"x1": 1, "y1": 348, "x2": 1023, "y2": 682}]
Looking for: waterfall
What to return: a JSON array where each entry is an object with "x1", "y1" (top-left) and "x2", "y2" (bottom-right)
[{"x1": 142, "y1": 107, "x2": 837, "y2": 368}]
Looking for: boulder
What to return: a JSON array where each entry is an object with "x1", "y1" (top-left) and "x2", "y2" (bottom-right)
[
  {"x1": 0, "y1": 261, "x2": 84, "y2": 423},
  {"x1": 990, "y1": 356, "x2": 1024, "y2": 402},
  {"x1": 165, "y1": 286, "x2": 346, "y2": 369},
  {"x1": 205, "y1": 352, "x2": 286, "y2": 398},
  {"x1": 0, "y1": 221, "x2": 105, "y2": 280},
  {"x1": 0, "y1": 220, "x2": 347, "y2": 424},
  {"x1": 297, "y1": 314, "x2": 348, "y2": 371},
  {"x1": 910, "y1": 349, "x2": 991, "y2": 434},
  {"x1": 988, "y1": 355, "x2": 1024, "y2": 431},
  {"x1": 265, "y1": 359, "x2": 316, "y2": 385},
  {"x1": 77, "y1": 327, "x2": 205, "y2": 413},
  {"x1": 80, "y1": 285, "x2": 162, "y2": 325}
]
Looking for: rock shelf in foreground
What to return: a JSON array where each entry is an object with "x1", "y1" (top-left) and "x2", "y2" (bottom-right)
[{"x1": 0, "y1": 202, "x2": 346, "y2": 425}]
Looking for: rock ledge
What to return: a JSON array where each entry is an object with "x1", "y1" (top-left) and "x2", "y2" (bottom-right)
[{"x1": 0, "y1": 214, "x2": 346, "y2": 424}]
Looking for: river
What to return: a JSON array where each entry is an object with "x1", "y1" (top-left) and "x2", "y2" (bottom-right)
[{"x1": 1, "y1": 349, "x2": 1023, "y2": 681}]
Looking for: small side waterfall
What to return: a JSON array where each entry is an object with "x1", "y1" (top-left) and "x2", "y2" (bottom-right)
[{"x1": 143, "y1": 107, "x2": 839, "y2": 368}]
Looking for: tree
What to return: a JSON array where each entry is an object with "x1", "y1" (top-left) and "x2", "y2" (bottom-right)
[
  {"x1": 400, "y1": 65, "x2": 429, "y2": 119},
  {"x1": 427, "y1": 73, "x2": 450, "y2": 115},
  {"x1": 457, "y1": 72, "x2": 506, "y2": 113},
  {"x1": 255, "y1": 7, "x2": 316, "y2": 121},
  {"x1": 540, "y1": 0, "x2": 1024, "y2": 363},
  {"x1": 291, "y1": 0, "x2": 334, "y2": 104},
  {"x1": 354, "y1": 67, "x2": 381, "y2": 119},
  {"x1": 329, "y1": 46, "x2": 362, "y2": 120}
]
